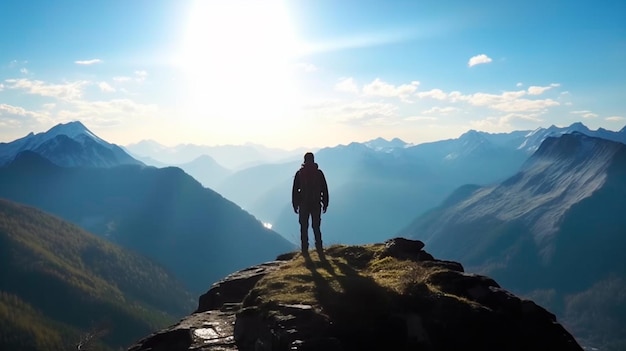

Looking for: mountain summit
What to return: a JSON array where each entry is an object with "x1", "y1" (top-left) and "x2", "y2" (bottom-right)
[
  {"x1": 0, "y1": 121, "x2": 142, "y2": 167},
  {"x1": 128, "y1": 238, "x2": 582, "y2": 351}
]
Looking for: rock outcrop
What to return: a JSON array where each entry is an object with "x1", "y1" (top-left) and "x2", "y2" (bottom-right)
[{"x1": 128, "y1": 238, "x2": 582, "y2": 351}]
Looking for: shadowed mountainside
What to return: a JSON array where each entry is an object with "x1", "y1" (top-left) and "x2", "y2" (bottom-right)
[
  {"x1": 399, "y1": 133, "x2": 626, "y2": 350},
  {"x1": 0, "y1": 151, "x2": 295, "y2": 293},
  {"x1": 0, "y1": 198, "x2": 195, "y2": 350}
]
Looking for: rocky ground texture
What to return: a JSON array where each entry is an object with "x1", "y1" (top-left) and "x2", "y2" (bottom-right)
[{"x1": 128, "y1": 238, "x2": 582, "y2": 351}]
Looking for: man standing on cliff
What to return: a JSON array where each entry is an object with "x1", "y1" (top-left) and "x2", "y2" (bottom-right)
[{"x1": 292, "y1": 152, "x2": 329, "y2": 253}]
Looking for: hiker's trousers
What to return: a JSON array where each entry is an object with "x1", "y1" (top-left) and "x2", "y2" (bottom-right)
[{"x1": 299, "y1": 203, "x2": 322, "y2": 247}]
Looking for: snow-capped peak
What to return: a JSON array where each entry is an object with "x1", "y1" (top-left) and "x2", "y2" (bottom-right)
[
  {"x1": 364, "y1": 137, "x2": 410, "y2": 152},
  {"x1": 46, "y1": 121, "x2": 108, "y2": 146}
]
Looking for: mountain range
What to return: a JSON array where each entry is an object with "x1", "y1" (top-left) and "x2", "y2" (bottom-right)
[
  {"x1": 0, "y1": 121, "x2": 141, "y2": 168},
  {"x1": 206, "y1": 123, "x2": 626, "y2": 246},
  {"x1": 0, "y1": 151, "x2": 294, "y2": 292},
  {"x1": 2, "y1": 120, "x2": 625, "y2": 349},
  {"x1": 0, "y1": 198, "x2": 195, "y2": 350},
  {"x1": 399, "y1": 132, "x2": 626, "y2": 349},
  {"x1": 125, "y1": 139, "x2": 306, "y2": 170}
]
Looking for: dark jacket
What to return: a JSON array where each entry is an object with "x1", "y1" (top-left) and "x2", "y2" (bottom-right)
[{"x1": 292, "y1": 162, "x2": 329, "y2": 209}]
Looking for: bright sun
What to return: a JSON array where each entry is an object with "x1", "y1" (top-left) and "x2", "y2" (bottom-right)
[{"x1": 179, "y1": 0, "x2": 303, "y2": 139}]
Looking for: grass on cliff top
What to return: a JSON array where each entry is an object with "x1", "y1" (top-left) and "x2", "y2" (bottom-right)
[{"x1": 243, "y1": 244, "x2": 474, "y2": 321}]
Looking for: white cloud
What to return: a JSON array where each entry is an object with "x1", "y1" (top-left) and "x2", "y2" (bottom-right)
[
  {"x1": 75, "y1": 59, "x2": 103, "y2": 65},
  {"x1": 605, "y1": 116, "x2": 625, "y2": 122},
  {"x1": 0, "y1": 103, "x2": 48, "y2": 126},
  {"x1": 0, "y1": 83, "x2": 4, "y2": 91},
  {"x1": 304, "y1": 99, "x2": 398, "y2": 126},
  {"x1": 570, "y1": 110, "x2": 598, "y2": 118},
  {"x1": 527, "y1": 86, "x2": 551, "y2": 95},
  {"x1": 5, "y1": 78, "x2": 87, "y2": 100},
  {"x1": 113, "y1": 76, "x2": 132, "y2": 82},
  {"x1": 460, "y1": 90, "x2": 559, "y2": 112},
  {"x1": 417, "y1": 89, "x2": 447, "y2": 100},
  {"x1": 463, "y1": 90, "x2": 525, "y2": 106},
  {"x1": 423, "y1": 106, "x2": 458, "y2": 114},
  {"x1": 98, "y1": 82, "x2": 116, "y2": 93},
  {"x1": 337, "y1": 101, "x2": 398, "y2": 124},
  {"x1": 516, "y1": 82, "x2": 524, "y2": 87},
  {"x1": 55, "y1": 99, "x2": 159, "y2": 125},
  {"x1": 470, "y1": 113, "x2": 543, "y2": 131},
  {"x1": 335, "y1": 77, "x2": 359, "y2": 93},
  {"x1": 0, "y1": 103, "x2": 36, "y2": 117},
  {"x1": 468, "y1": 54, "x2": 492, "y2": 67},
  {"x1": 490, "y1": 98, "x2": 559, "y2": 112},
  {"x1": 20, "y1": 68, "x2": 29, "y2": 75},
  {"x1": 404, "y1": 116, "x2": 438, "y2": 122},
  {"x1": 134, "y1": 70, "x2": 148, "y2": 81},
  {"x1": 113, "y1": 71, "x2": 148, "y2": 83},
  {"x1": 362, "y1": 78, "x2": 419, "y2": 102},
  {"x1": 448, "y1": 91, "x2": 465, "y2": 102},
  {"x1": 527, "y1": 83, "x2": 560, "y2": 95}
]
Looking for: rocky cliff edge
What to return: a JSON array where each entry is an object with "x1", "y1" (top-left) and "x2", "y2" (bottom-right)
[{"x1": 128, "y1": 238, "x2": 582, "y2": 351}]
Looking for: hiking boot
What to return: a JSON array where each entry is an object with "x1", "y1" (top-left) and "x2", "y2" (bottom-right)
[
  {"x1": 301, "y1": 243, "x2": 309, "y2": 253},
  {"x1": 315, "y1": 242, "x2": 323, "y2": 252}
]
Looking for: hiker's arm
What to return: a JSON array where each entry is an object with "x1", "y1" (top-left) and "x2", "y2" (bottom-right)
[
  {"x1": 320, "y1": 171, "x2": 329, "y2": 210},
  {"x1": 292, "y1": 172, "x2": 300, "y2": 212}
]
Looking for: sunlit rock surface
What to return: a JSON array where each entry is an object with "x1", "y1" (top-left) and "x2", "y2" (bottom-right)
[{"x1": 128, "y1": 238, "x2": 582, "y2": 351}]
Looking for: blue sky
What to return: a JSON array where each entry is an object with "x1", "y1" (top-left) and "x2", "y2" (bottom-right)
[{"x1": 0, "y1": 0, "x2": 624, "y2": 149}]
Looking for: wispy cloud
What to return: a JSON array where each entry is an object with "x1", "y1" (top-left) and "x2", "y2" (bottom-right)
[
  {"x1": 75, "y1": 59, "x2": 103, "y2": 65},
  {"x1": 335, "y1": 77, "x2": 359, "y2": 93},
  {"x1": 59, "y1": 99, "x2": 158, "y2": 120},
  {"x1": 113, "y1": 76, "x2": 132, "y2": 82},
  {"x1": 444, "y1": 89, "x2": 559, "y2": 112},
  {"x1": 305, "y1": 99, "x2": 398, "y2": 126},
  {"x1": 527, "y1": 83, "x2": 560, "y2": 95},
  {"x1": 423, "y1": 106, "x2": 458, "y2": 114},
  {"x1": 468, "y1": 54, "x2": 492, "y2": 67},
  {"x1": 404, "y1": 116, "x2": 438, "y2": 122},
  {"x1": 5, "y1": 78, "x2": 87, "y2": 100},
  {"x1": 0, "y1": 103, "x2": 49, "y2": 128},
  {"x1": 98, "y1": 82, "x2": 116, "y2": 93},
  {"x1": 0, "y1": 103, "x2": 42, "y2": 117},
  {"x1": 571, "y1": 110, "x2": 598, "y2": 118},
  {"x1": 417, "y1": 88, "x2": 447, "y2": 100},
  {"x1": 470, "y1": 113, "x2": 543, "y2": 130},
  {"x1": 113, "y1": 71, "x2": 148, "y2": 83},
  {"x1": 134, "y1": 70, "x2": 148, "y2": 81},
  {"x1": 362, "y1": 78, "x2": 419, "y2": 102},
  {"x1": 605, "y1": 116, "x2": 625, "y2": 122}
]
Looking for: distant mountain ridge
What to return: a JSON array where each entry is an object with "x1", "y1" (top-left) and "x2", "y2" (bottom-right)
[
  {"x1": 211, "y1": 122, "x2": 625, "y2": 245},
  {"x1": 125, "y1": 139, "x2": 307, "y2": 170},
  {"x1": 0, "y1": 121, "x2": 142, "y2": 168},
  {"x1": 399, "y1": 133, "x2": 626, "y2": 349},
  {"x1": 0, "y1": 151, "x2": 295, "y2": 293}
]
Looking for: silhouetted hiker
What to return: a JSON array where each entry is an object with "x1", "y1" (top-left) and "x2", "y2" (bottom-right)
[{"x1": 292, "y1": 152, "x2": 329, "y2": 253}]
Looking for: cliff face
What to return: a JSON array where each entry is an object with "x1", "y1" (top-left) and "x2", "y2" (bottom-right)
[{"x1": 128, "y1": 238, "x2": 582, "y2": 351}]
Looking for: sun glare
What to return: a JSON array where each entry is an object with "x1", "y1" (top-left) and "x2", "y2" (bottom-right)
[{"x1": 179, "y1": 0, "x2": 303, "y2": 139}]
